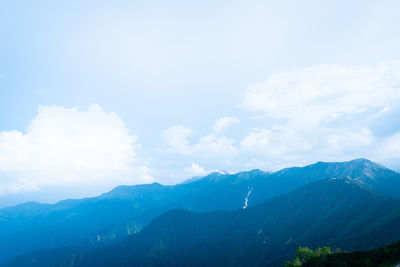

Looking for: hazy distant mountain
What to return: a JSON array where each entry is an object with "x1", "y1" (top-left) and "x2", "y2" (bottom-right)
[
  {"x1": 55, "y1": 178, "x2": 400, "y2": 267},
  {"x1": 1, "y1": 159, "x2": 399, "y2": 264}
]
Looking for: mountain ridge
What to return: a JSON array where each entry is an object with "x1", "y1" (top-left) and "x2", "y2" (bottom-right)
[
  {"x1": 53, "y1": 177, "x2": 400, "y2": 267},
  {"x1": 0, "y1": 158, "x2": 393, "y2": 211},
  {"x1": 1, "y1": 159, "x2": 399, "y2": 264}
]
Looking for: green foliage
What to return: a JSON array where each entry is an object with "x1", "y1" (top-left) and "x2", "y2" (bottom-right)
[
  {"x1": 284, "y1": 246, "x2": 333, "y2": 266},
  {"x1": 287, "y1": 241, "x2": 400, "y2": 267}
]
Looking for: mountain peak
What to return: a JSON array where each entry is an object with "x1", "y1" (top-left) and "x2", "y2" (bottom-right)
[
  {"x1": 100, "y1": 182, "x2": 165, "y2": 199},
  {"x1": 349, "y1": 158, "x2": 386, "y2": 168},
  {"x1": 350, "y1": 158, "x2": 372, "y2": 163},
  {"x1": 313, "y1": 158, "x2": 375, "y2": 166},
  {"x1": 310, "y1": 158, "x2": 390, "y2": 173}
]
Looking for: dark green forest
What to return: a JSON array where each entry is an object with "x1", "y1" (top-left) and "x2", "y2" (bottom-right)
[{"x1": 286, "y1": 241, "x2": 400, "y2": 266}]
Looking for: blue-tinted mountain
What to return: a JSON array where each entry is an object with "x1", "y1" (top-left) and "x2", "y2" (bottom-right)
[
  {"x1": 0, "y1": 159, "x2": 399, "y2": 264},
  {"x1": 54, "y1": 178, "x2": 400, "y2": 267}
]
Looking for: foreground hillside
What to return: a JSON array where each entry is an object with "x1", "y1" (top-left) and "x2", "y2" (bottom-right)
[
  {"x1": 1, "y1": 159, "x2": 400, "y2": 265},
  {"x1": 48, "y1": 178, "x2": 400, "y2": 267},
  {"x1": 302, "y1": 241, "x2": 400, "y2": 266}
]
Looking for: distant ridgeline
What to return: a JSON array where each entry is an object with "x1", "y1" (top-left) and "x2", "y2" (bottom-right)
[{"x1": 1, "y1": 159, "x2": 400, "y2": 266}]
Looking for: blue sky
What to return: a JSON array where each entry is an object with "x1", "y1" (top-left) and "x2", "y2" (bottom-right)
[{"x1": 1, "y1": 0, "x2": 400, "y2": 206}]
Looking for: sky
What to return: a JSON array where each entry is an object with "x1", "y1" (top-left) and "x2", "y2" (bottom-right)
[{"x1": 1, "y1": 0, "x2": 400, "y2": 206}]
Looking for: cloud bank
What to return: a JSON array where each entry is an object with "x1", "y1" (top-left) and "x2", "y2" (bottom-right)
[
  {"x1": 0, "y1": 104, "x2": 153, "y2": 196},
  {"x1": 163, "y1": 117, "x2": 239, "y2": 157},
  {"x1": 213, "y1": 117, "x2": 240, "y2": 134},
  {"x1": 243, "y1": 62, "x2": 400, "y2": 124},
  {"x1": 164, "y1": 62, "x2": 400, "y2": 170},
  {"x1": 183, "y1": 163, "x2": 208, "y2": 177},
  {"x1": 241, "y1": 62, "x2": 400, "y2": 167}
]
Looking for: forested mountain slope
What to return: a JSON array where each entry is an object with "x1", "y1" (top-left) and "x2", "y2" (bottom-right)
[
  {"x1": 1, "y1": 159, "x2": 399, "y2": 264},
  {"x1": 54, "y1": 178, "x2": 400, "y2": 267}
]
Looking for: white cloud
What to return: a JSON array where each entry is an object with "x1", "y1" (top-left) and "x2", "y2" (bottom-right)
[
  {"x1": 240, "y1": 129, "x2": 271, "y2": 150},
  {"x1": 195, "y1": 134, "x2": 238, "y2": 155},
  {"x1": 0, "y1": 104, "x2": 153, "y2": 196},
  {"x1": 213, "y1": 117, "x2": 240, "y2": 134},
  {"x1": 162, "y1": 63, "x2": 400, "y2": 171},
  {"x1": 183, "y1": 163, "x2": 208, "y2": 177},
  {"x1": 162, "y1": 125, "x2": 192, "y2": 155},
  {"x1": 240, "y1": 128, "x2": 311, "y2": 158},
  {"x1": 163, "y1": 125, "x2": 238, "y2": 157},
  {"x1": 377, "y1": 132, "x2": 400, "y2": 160},
  {"x1": 325, "y1": 128, "x2": 374, "y2": 155},
  {"x1": 240, "y1": 62, "x2": 400, "y2": 166},
  {"x1": 243, "y1": 62, "x2": 400, "y2": 127}
]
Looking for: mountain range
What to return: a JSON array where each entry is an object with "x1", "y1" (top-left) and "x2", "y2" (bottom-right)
[
  {"x1": 54, "y1": 177, "x2": 400, "y2": 267},
  {"x1": 1, "y1": 158, "x2": 400, "y2": 266}
]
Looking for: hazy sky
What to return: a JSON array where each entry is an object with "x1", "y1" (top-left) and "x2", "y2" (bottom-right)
[{"x1": 1, "y1": 0, "x2": 400, "y2": 206}]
